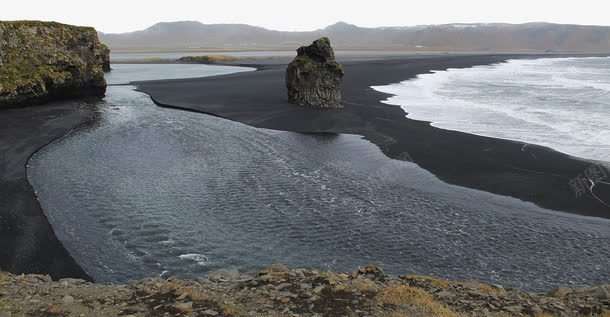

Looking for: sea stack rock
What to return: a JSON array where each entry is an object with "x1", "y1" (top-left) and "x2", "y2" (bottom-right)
[
  {"x1": 0, "y1": 21, "x2": 110, "y2": 108},
  {"x1": 286, "y1": 37, "x2": 344, "y2": 108}
]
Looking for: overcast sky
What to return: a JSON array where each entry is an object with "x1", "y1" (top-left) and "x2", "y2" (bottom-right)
[{"x1": 2, "y1": 0, "x2": 608, "y2": 33}]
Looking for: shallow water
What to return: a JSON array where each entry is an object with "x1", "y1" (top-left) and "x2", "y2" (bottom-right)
[
  {"x1": 373, "y1": 57, "x2": 610, "y2": 162},
  {"x1": 106, "y1": 63, "x2": 255, "y2": 84},
  {"x1": 27, "y1": 64, "x2": 610, "y2": 291}
]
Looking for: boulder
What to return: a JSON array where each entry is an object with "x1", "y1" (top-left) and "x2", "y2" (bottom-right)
[
  {"x1": 547, "y1": 285, "x2": 572, "y2": 298},
  {"x1": 352, "y1": 264, "x2": 385, "y2": 282},
  {"x1": 574, "y1": 285, "x2": 610, "y2": 300},
  {"x1": 172, "y1": 302, "x2": 194, "y2": 314},
  {"x1": 206, "y1": 268, "x2": 240, "y2": 282},
  {"x1": 503, "y1": 304, "x2": 524, "y2": 313},
  {"x1": 286, "y1": 37, "x2": 343, "y2": 108},
  {"x1": 0, "y1": 21, "x2": 109, "y2": 108}
]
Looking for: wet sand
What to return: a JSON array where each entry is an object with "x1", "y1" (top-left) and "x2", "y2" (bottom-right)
[{"x1": 0, "y1": 101, "x2": 93, "y2": 280}]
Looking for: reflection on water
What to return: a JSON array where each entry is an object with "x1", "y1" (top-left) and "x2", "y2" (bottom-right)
[
  {"x1": 106, "y1": 63, "x2": 255, "y2": 84},
  {"x1": 27, "y1": 65, "x2": 610, "y2": 291}
]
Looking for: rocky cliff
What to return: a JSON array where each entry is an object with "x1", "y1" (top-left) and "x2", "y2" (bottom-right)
[
  {"x1": 0, "y1": 21, "x2": 109, "y2": 108},
  {"x1": 286, "y1": 37, "x2": 344, "y2": 108}
]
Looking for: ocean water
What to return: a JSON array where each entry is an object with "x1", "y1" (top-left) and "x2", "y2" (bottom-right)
[
  {"x1": 373, "y1": 57, "x2": 610, "y2": 162},
  {"x1": 27, "y1": 64, "x2": 610, "y2": 291}
]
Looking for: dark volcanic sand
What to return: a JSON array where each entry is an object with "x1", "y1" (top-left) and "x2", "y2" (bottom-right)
[
  {"x1": 1, "y1": 54, "x2": 608, "y2": 280},
  {"x1": 0, "y1": 101, "x2": 92, "y2": 280},
  {"x1": 136, "y1": 54, "x2": 610, "y2": 218}
]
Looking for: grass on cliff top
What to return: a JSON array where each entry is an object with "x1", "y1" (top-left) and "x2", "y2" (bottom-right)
[
  {"x1": 0, "y1": 20, "x2": 94, "y2": 32},
  {"x1": 403, "y1": 275, "x2": 506, "y2": 295},
  {"x1": 403, "y1": 275, "x2": 456, "y2": 289},
  {"x1": 376, "y1": 284, "x2": 459, "y2": 317}
]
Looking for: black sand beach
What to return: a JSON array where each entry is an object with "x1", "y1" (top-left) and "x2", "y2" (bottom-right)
[
  {"x1": 137, "y1": 54, "x2": 610, "y2": 219},
  {"x1": 0, "y1": 102, "x2": 92, "y2": 280},
  {"x1": 1, "y1": 53, "x2": 608, "y2": 280}
]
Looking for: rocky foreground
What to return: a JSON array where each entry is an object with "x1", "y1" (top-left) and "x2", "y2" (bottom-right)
[{"x1": 0, "y1": 265, "x2": 608, "y2": 317}]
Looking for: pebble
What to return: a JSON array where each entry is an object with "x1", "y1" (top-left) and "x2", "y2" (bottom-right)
[
  {"x1": 267, "y1": 264, "x2": 290, "y2": 273},
  {"x1": 206, "y1": 269, "x2": 240, "y2": 282},
  {"x1": 62, "y1": 295, "x2": 75, "y2": 304},
  {"x1": 306, "y1": 295, "x2": 320, "y2": 303},
  {"x1": 576, "y1": 285, "x2": 610, "y2": 300},
  {"x1": 257, "y1": 274, "x2": 273, "y2": 283},
  {"x1": 276, "y1": 282, "x2": 292, "y2": 290},
  {"x1": 312, "y1": 285, "x2": 325, "y2": 294},
  {"x1": 547, "y1": 285, "x2": 573, "y2": 298},
  {"x1": 172, "y1": 302, "x2": 193, "y2": 313},
  {"x1": 436, "y1": 290, "x2": 456, "y2": 299},
  {"x1": 503, "y1": 304, "x2": 523, "y2": 313},
  {"x1": 59, "y1": 278, "x2": 87, "y2": 285},
  {"x1": 491, "y1": 284, "x2": 505, "y2": 291}
]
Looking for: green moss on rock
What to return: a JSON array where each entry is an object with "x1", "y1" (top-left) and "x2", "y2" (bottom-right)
[
  {"x1": 0, "y1": 20, "x2": 110, "y2": 108},
  {"x1": 1, "y1": 20, "x2": 93, "y2": 32},
  {"x1": 177, "y1": 55, "x2": 241, "y2": 64}
]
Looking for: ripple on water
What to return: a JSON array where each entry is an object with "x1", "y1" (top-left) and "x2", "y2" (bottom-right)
[{"x1": 27, "y1": 85, "x2": 610, "y2": 291}]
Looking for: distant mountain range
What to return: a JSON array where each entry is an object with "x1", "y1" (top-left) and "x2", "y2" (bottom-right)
[{"x1": 99, "y1": 21, "x2": 610, "y2": 53}]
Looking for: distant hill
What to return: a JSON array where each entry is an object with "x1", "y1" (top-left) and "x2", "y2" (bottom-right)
[{"x1": 99, "y1": 21, "x2": 610, "y2": 53}]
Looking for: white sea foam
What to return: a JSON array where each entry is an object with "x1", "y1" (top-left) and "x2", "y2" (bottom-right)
[
  {"x1": 372, "y1": 57, "x2": 610, "y2": 162},
  {"x1": 178, "y1": 254, "x2": 210, "y2": 266}
]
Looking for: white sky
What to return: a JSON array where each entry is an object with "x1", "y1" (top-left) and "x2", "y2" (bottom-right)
[{"x1": 2, "y1": 0, "x2": 608, "y2": 33}]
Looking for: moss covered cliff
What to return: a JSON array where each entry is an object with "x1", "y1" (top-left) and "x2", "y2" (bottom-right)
[{"x1": 0, "y1": 20, "x2": 110, "y2": 108}]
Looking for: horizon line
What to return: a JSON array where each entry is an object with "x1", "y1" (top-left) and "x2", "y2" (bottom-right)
[{"x1": 95, "y1": 20, "x2": 610, "y2": 34}]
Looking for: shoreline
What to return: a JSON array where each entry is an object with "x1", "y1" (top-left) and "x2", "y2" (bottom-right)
[
  {"x1": 0, "y1": 100, "x2": 95, "y2": 281},
  {"x1": 26, "y1": 83, "x2": 610, "y2": 292},
  {"x1": 370, "y1": 56, "x2": 610, "y2": 165},
  {"x1": 136, "y1": 53, "x2": 610, "y2": 219},
  {"x1": 0, "y1": 53, "x2": 607, "y2": 284}
]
